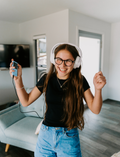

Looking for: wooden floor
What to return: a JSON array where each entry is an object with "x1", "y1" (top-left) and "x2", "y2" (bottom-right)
[
  {"x1": 79, "y1": 99, "x2": 120, "y2": 157},
  {"x1": 0, "y1": 143, "x2": 34, "y2": 157},
  {"x1": 0, "y1": 99, "x2": 120, "y2": 157}
]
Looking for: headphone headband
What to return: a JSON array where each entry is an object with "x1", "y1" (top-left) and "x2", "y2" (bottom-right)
[{"x1": 50, "y1": 43, "x2": 82, "y2": 69}]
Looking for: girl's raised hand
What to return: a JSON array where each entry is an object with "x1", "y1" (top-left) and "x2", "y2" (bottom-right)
[
  {"x1": 9, "y1": 59, "x2": 22, "y2": 80},
  {"x1": 93, "y1": 71, "x2": 106, "y2": 90}
]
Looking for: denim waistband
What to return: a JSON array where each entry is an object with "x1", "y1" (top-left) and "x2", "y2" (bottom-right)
[{"x1": 41, "y1": 123, "x2": 77, "y2": 132}]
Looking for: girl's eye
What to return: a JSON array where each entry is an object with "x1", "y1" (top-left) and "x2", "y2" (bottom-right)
[
  {"x1": 65, "y1": 60, "x2": 73, "y2": 66},
  {"x1": 55, "y1": 58, "x2": 62, "y2": 64},
  {"x1": 57, "y1": 58, "x2": 62, "y2": 61}
]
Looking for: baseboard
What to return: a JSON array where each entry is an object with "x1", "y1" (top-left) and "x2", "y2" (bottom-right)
[{"x1": 103, "y1": 98, "x2": 120, "y2": 104}]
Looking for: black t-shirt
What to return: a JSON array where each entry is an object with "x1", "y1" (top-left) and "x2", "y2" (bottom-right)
[{"x1": 36, "y1": 73, "x2": 90, "y2": 127}]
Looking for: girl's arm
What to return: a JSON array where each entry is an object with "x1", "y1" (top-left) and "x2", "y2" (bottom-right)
[
  {"x1": 9, "y1": 60, "x2": 42, "y2": 107},
  {"x1": 84, "y1": 71, "x2": 106, "y2": 114}
]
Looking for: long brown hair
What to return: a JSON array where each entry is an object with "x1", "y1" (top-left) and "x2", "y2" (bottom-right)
[{"x1": 43, "y1": 44, "x2": 85, "y2": 130}]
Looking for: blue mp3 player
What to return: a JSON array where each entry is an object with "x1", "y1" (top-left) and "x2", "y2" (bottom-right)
[{"x1": 12, "y1": 61, "x2": 18, "y2": 77}]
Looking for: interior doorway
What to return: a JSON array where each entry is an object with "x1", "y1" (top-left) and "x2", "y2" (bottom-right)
[{"x1": 79, "y1": 30, "x2": 102, "y2": 95}]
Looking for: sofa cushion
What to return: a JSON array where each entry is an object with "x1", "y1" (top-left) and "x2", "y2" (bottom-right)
[
  {"x1": 19, "y1": 87, "x2": 46, "y2": 118},
  {"x1": 0, "y1": 104, "x2": 25, "y2": 131},
  {"x1": 4, "y1": 117, "x2": 43, "y2": 145}
]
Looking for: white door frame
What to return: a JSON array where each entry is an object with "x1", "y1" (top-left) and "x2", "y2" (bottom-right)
[{"x1": 76, "y1": 26, "x2": 104, "y2": 72}]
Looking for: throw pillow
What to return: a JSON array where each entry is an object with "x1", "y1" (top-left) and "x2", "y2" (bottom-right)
[{"x1": 35, "y1": 120, "x2": 43, "y2": 135}]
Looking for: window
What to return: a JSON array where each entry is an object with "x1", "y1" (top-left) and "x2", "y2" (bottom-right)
[{"x1": 34, "y1": 35, "x2": 47, "y2": 82}]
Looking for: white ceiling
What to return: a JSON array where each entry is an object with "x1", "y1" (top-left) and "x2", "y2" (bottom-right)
[{"x1": 0, "y1": 0, "x2": 120, "y2": 24}]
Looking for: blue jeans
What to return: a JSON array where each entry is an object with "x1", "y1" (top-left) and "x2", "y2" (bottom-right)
[{"x1": 35, "y1": 124, "x2": 82, "y2": 157}]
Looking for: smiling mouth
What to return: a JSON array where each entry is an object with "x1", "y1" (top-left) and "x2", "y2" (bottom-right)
[{"x1": 59, "y1": 68, "x2": 67, "y2": 72}]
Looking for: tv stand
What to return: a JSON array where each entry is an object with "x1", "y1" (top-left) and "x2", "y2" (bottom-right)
[{"x1": 0, "y1": 68, "x2": 8, "y2": 71}]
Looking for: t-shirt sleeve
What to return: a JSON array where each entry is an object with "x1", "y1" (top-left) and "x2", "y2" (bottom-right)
[
  {"x1": 36, "y1": 74, "x2": 47, "y2": 93},
  {"x1": 83, "y1": 75, "x2": 90, "y2": 92}
]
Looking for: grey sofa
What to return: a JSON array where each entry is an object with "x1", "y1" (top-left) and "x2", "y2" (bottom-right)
[{"x1": 0, "y1": 88, "x2": 45, "y2": 152}]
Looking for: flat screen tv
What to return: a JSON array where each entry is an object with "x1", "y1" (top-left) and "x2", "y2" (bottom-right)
[{"x1": 0, "y1": 44, "x2": 30, "y2": 69}]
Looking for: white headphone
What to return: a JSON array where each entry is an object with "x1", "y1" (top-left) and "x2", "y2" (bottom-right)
[{"x1": 50, "y1": 43, "x2": 82, "y2": 69}]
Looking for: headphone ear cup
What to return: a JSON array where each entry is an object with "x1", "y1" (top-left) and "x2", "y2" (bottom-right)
[
  {"x1": 50, "y1": 43, "x2": 60, "y2": 65},
  {"x1": 50, "y1": 51, "x2": 55, "y2": 64},
  {"x1": 73, "y1": 56, "x2": 81, "y2": 69}
]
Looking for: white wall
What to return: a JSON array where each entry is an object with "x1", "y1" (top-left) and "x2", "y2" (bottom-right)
[
  {"x1": 0, "y1": 10, "x2": 69, "y2": 105},
  {"x1": 108, "y1": 22, "x2": 120, "y2": 101},
  {"x1": 68, "y1": 10, "x2": 111, "y2": 100},
  {"x1": 0, "y1": 21, "x2": 20, "y2": 105},
  {"x1": 1, "y1": 9, "x2": 119, "y2": 105},
  {"x1": 0, "y1": 21, "x2": 20, "y2": 44},
  {"x1": 19, "y1": 9, "x2": 69, "y2": 86}
]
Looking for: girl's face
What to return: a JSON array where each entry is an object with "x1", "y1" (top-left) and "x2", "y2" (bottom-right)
[{"x1": 55, "y1": 49, "x2": 75, "y2": 79}]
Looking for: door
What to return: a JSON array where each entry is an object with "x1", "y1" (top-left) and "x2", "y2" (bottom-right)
[{"x1": 79, "y1": 30, "x2": 102, "y2": 95}]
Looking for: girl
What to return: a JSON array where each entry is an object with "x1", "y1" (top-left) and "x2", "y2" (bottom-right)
[{"x1": 9, "y1": 43, "x2": 106, "y2": 157}]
